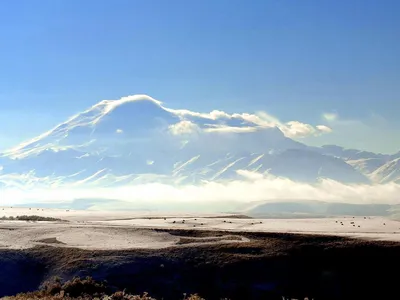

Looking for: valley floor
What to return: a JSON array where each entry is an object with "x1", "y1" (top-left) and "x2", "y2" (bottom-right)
[
  {"x1": 1, "y1": 207, "x2": 400, "y2": 250},
  {"x1": 1, "y1": 207, "x2": 400, "y2": 299}
]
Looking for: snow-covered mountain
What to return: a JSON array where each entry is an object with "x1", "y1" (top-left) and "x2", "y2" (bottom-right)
[
  {"x1": 244, "y1": 200, "x2": 396, "y2": 218},
  {"x1": 315, "y1": 145, "x2": 400, "y2": 183},
  {"x1": 369, "y1": 158, "x2": 400, "y2": 184},
  {"x1": 347, "y1": 158, "x2": 388, "y2": 175},
  {"x1": 0, "y1": 94, "x2": 394, "y2": 189}
]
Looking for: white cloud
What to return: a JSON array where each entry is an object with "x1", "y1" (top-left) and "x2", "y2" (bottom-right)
[
  {"x1": 164, "y1": 101, "x2": 330, "y2": 139},
  {"x1": 277, "y1": 121, "x2": 333, "y2": 139},
  {"x1": 209, "y1": 110, "x2": 231, "y2": 119},
  {"x1": 322, "y1": 113, "x2": 338, "y2": 122},
  {"x1": 204, "y1": 124, "x2": 258, "y2": 133},
  {"x1": 168, "y1": 120, "x2": 200, "y2": 135},
  {"x1": 166, "y1": 108, "x2": 231, "y2": 121},
  {"x1": 168, "y1": 106, "x2": 332, "y2": 138},
  {"x1": 316, "y1": 125, "x2": 333, "y2": 133},
  {"x1": 116, "y1": 129, "x2": 123, "y2": 134},
  {"x1": 282, "y1": 121, "x2": 318, "y2": 139},
  {"x1": 237, "y1": 111, "x2": 332, "y2": 138}
]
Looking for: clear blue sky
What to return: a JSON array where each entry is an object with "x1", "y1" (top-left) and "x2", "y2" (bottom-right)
[{"x1": 0, "y1": 0, "x2": 399, "y2": 153}]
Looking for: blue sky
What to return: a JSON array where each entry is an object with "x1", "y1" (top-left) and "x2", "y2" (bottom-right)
[{"x1": 0, "y1": 0, "x2": 399, "y2": 153}]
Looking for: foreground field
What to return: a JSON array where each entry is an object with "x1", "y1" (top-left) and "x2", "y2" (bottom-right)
[
  {"x1": 1, "y1": 228, "x2": 400, "y2": 299},
  {"x1": 1, "y1": 207, "x2": 400, "y2": 299}
]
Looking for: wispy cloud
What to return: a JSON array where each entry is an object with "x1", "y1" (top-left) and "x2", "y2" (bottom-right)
[
  {"x1": 203, "y1": 124, "x2": 258, "y2": 133},
  {"x1": 322, "y1": 112, "x2": 339, "y2": 122},
  {"x1": 167, "y1": 101, "x2": 332, "y2": 138},
  {"x1": 316, "y1": 125, "x2": 333, "y2": 133},
  {"x1": 283, "y1": 121, "x2": 332, "y2": 138}
]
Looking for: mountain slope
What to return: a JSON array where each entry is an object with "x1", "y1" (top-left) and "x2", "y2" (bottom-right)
[
  {"x1": 316, "y1": 145, "x2": 389, "y2": 161},
  {"x1": 370, "y1": 158, "x2": 400, "y2": 184},
  {"x1": 0, "y1": 95, "x2": 378, "y2": 188},
  {"x1": 268, "y1": 149, "x2": 369, "y2": 183},
  {"x1": 347, "y1": 158, "x2": 388, "y2": 176}
]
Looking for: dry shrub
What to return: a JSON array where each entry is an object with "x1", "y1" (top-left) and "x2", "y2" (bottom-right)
[
  {"x1": 185, "y1": 294, "x2": 205, "y2": 300},
  {"x1": 109, "y1": 291, "x2": 156, "y2": 300},
  {"x1": 61, "y1": 276, "x2": 107, "y2": 297},
  {"x1": 5, "y1": 277, "x2": 209, "y2": 300}
]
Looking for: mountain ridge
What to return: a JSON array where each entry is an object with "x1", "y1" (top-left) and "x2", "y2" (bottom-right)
[{"x1": 0, "y1": 94, "x2": 398, "y2": 190}]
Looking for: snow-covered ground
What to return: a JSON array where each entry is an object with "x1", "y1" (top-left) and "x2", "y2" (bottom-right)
[
  {"x1": 0, "y1": 207, "x2": 399, "y2": 250},
  {"x1": 0, "y1": 206, "x2": 236, "y2": 221},
  {"x1": 99, "y1": 215, "x2": 400, "y2": 236}
]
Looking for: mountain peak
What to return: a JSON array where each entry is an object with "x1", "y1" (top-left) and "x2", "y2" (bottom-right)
[
  {"x1": 0, "y1": 93, "x2": 389, "y2": 190},
  {"x1": 93, "y1": 94, "x2": 163, "y2": 115},
  {"x1": 2, "y1": 95, "x2": 172, "y2": 159}
]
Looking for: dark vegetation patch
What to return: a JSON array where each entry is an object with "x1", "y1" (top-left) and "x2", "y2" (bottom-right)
[
  {"x1": 0, "y1": 215, "x2": 67, "y2": 222},
  {"x1": 176, "y1": 235, "x2": 243, "y2": 245}
]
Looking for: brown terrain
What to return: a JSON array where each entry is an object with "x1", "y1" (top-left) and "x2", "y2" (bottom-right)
[{"x1": 1, "y1": 229, "x2": 400, "y2": 299}]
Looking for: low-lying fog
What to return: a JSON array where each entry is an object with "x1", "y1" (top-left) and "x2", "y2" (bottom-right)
[{"x1": 2, "y1": 172, "x2": 400, "y2": 218}]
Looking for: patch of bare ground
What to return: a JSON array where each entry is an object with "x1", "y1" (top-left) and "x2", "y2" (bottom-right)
[
  {"x1": 154, "y1": 228, "x2": 237, "y2": 238},
  {"x1": 36, "y1": 238, "x2": 66, "y2": 245}
]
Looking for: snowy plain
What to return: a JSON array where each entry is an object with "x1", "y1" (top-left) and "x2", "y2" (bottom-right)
[{"x1": 0, "y1": 206, "x2": 399, "y2": 250}]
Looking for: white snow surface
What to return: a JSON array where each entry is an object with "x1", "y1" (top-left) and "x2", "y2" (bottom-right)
[{"x1": 0, "y1": 207, "x2": 399, "y2": 250}]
